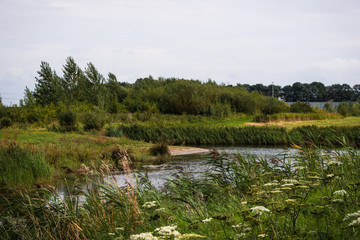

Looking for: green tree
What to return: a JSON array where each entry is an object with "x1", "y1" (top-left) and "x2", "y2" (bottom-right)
[
  {"x1": 33, "y1": 61, "x2": 62, "y2": 105},
  {"x1": 61, "y1": 57, "x2": 86, "y2": 103},
  {"x1": 85, "y1": 62, "x2": 105, "y2": 106}
]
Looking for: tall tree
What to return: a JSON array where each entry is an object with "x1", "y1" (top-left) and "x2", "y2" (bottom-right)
[
  {"x1": 85, "y1": 62, "x2": 105, "y2": 105},
  {"x1": 33, "y1": 61, "x2": 62, "y2": 105},
  {"x1": 61, "y1": 57, "x2": 85, "y2": 103}
]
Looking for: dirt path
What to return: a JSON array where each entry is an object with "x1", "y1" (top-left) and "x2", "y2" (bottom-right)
[{"x1": 168, "y1": 146, "x2": 210, "y2": 156}]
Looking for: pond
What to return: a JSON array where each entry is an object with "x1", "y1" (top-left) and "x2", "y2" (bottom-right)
[{"x1": 111, "y1": 146, "x2": 298, "y2": 189}]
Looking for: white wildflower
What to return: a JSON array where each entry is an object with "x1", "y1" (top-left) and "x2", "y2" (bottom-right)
[
  {"x1": 281, "y1": 183, "x2": 294, "y2": 187},
  {"x1": 154, "y1": 225, "x2": 180, "y2": 237},
  {"x1": 240, "y1": 201, "x2": 247, "y2": 205},
  {"x1": 258, "y1": 234, "x2": 267, "y2": 238},
  {"x1": 283, "y1": 179, "x2": 298, "y2": 183},
  {"x1": 234, "y1": 233, "x2": 246, "y2": 239},
  {"x1": 263, "y1": 182, "x2": 278, "y2": 187},
  {"x1": 328, "y1": 160, "x2": 342, "y2": 166},
  {"x1": 155, "y1": 208, "x2": 166, "y2": 212},
  {"x1": 202, "y1": 218, "x2": 213, "y2": 223},
  {"x1": 333, "y1": 190, "x2": 347, "y2": 196},
  {"x1": 179, "y1": 233, "x2": 206, "y2": 239},
  {"x1": 142, "y1": 201, "x2": 157, "y2": 209},
  {"x1": 326, "y1": 174, "x2": 335, "y2": 178},
  {"x1": 344, "y1": 210, "x2": 360, "y2": 221},
  {"x1": 250, "y1": 206, "x2": 270, "y2": 215},
  {"x1": 130, "y1": 232, "x2": 158, "y2": 240},
  {"x1": 108, "y1": 233, "x2": 115, "y2": 236},
  {"x1": 349, "y1": 217, "x2": 360, "y2": 227}
]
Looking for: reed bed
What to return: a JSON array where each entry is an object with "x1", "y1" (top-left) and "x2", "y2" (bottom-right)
[
  {"x1": 1, "y1": 143, "x2": 360, "y2": 239},
  {"x1": 105, "y1": 124, "x2": 360, "y2": 147}
]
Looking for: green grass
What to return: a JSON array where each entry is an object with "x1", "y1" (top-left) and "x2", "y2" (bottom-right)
[
  {"x1": 0, "y1": 128, "x2": 154, "y2": 187},
  {"x1": 1, "y1": 144, "x2": 360, "y2": 239},
  {"x1": 0, "y1": 142, "x2": 51, "y2": 187}
]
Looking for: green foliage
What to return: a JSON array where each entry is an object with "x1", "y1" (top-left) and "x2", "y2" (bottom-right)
[
  {"x1": 337, "y1": 102, "x2": 350, "y2": 117},
  {"x1": 82, "y1": 112, "x2": 104, "y2": 131},
  {"x1": 261, "y1": 98, "x2": 289, "y2": 114},
  {"x1": 0, "y1": 117, "x2": 12, "y2": 128},
  {"x1": 105, "y1": 123, "x2": 360, "y2": 147},
  {"x1": 148, "y1": 142, "x2": 169, "y2": 156},
  {"x1": 2, "y1": 145, "x2": 360, "y2": 239},
  {"x1": 350, "y1": 102, "x2": 360, "y2": 116},
  {"x1": 58, "y1": 109, "x2": 77, "y2": 131},
  {"x1": 0, "y1": 142, "x2": 51, "y2": 186},
  {"x1": 324, "y1": 100, "x2": 336, "y2": 113},
  {"x1": 290, "y1": 101, "x2": 314, "y2": 113}
]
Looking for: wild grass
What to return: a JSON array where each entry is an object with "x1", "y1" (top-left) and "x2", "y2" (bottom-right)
[
  {"x1": 253, "y1": 112, "x2": 342, "y2": 123},
  {"x1": 1, "y1": 142, "x2": 360, "y2": 239},
  {"x1": 105, "y1": 123, "x2": 360, "y2": 147},
  {"x1": 0, "y1": 128, "x2": 153, "y2": 187},
  {"x1": 0, "y1": 141, "x2": 51, "y2": 187}
]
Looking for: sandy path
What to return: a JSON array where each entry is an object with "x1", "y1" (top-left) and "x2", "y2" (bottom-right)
[{"x1": 168, "y1": 146, "x2": 210, "y2": 156}]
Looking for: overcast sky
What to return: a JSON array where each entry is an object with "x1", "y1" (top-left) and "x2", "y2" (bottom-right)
[{"x1": 1, "y1": 0, "x2": 359, "y2": 105}]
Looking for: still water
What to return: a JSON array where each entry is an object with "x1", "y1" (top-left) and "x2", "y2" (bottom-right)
[{"x1": 111, "y1": 146, "x2": 298, "y2": 188}]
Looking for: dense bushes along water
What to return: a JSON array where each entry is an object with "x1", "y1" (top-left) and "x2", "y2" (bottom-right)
[{"x1": 105, "y1": 124, "x2": 360, "y2": 147}]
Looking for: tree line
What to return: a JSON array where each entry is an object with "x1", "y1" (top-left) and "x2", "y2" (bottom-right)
[
  {"x1": 21, "y1": 57, "x2": 293, "y2": 116},
  {"x1": 238, "y1": 82, "x2": 359, "y2": 102}
]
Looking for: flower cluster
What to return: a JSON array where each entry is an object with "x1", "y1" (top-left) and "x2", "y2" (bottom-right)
[
  {"x1": 142, "y1": 201, "x2": 157, "y2": 209},
  {"x1": 333, "y1": 190, "x2": 347, "y2": 196},
  {"x1": 154, "y1": 225, "x2": 180, "y2": 238},
  {"x1": 130, "y1": 232, "x2": 158, "y2": 240},
  {"x1": 250, "y1": 206, "x2": 270, "y2": 215},
  {"x1": 201, "y1": 218, "x2": 212, "y2": 223}
]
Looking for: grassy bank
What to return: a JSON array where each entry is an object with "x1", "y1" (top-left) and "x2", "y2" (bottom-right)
[
  {"x1": 105, "y1": 123, "x2": 360, "y2": 147},
  {"x1": 0, "y1": 128, "x2": 154, "y2": 187},
  {"x1": 1, "y1": 145, "x2": 360, "y2": 239}
]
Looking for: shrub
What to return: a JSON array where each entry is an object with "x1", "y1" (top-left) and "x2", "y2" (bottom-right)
[
  {"x1": 290, "y1": 101, "x2": 313, "y2": 113},
  {"x1": 253, "y1": 114, "x2": 270, "y2": 123},
  {"x1": 0, "y1": 117, "x2": 11, "y2": 128},
  {"x1": 337, "y1": 102, "x2": 350, "y2": 117},
  {"x1": 351, "y1": 102, "x2": 360, "y2": 116},
  {"x1": 82, "y1": 112, "x2": 104, "y2": 131},
  {"x1": 149, "y1": 142, "x2": 169, "y2": 156},
  {"x1": 262, "y1": 98, "x2": 289, "y2": 114},
  {"x1": 58, "y1": 110, "x2": 77, "y2": 131}
]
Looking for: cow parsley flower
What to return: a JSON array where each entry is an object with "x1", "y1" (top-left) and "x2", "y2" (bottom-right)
[
  {"x1": 142, "y1": 201, "x2": 157, "y2": 209},
  {"x1": 154, "y1": 225, "x2": 180, "y2": 237},
  {"x1": 333, "y1": 190, "x2": 347, "y2": 196},
  {"x1": 250, "y1": 206, "x2": 270, "y2": 215},
  {"x1": 130, "y1": 232, "x2": 158, "y2": 240},
  {"x1": 202, "y1": 218, "x2": 213, "y2": 223}
]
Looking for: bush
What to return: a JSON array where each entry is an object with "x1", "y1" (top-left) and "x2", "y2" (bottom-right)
[
  {"x1": 337, "y1": 102, "x2": 350, "y2": 117},
  {"x1": 58, "y1": 110, "x2": 77, "y2": 131},
  {"x1": 262, "y1": 98, "x2": 289, "y2": 114},
  {"x1": 82, "y1": 112, "x2": 104, "y2": 131},
  {"x1": 290, "y1": 101, "x2": 313, "y2": 113},
  {"x1": 0, "y1": 117, "x2": 11, "y2": 128},
  {"x1": 253, "y1": 114, "x2": 270, "y2": 123},
  {"x1": 351, "y1": 102, "x2": 360, "y2": 116},
  {"x1": 148, "y1": 142, "x2": 169, "y2": 156}
]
